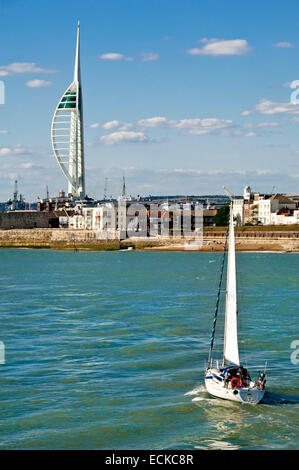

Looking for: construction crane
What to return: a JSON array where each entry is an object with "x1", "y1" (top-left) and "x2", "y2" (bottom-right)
[{"x1": 223, "y1": 185, "x2": 233, "y2": 201}]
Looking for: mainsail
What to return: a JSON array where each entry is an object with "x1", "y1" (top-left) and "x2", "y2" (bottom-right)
[{"x1": 223, "y1": 204, "x2": 240, "y2": 366}]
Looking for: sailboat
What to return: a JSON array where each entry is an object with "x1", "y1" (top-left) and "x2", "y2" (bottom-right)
[{"x1": 205, "y1": 195, "x2": 267, "y2": 404}]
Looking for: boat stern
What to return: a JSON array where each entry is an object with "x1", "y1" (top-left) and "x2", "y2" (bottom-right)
[{"x1": 204, "y1": 368, "x2": 265, "y2": 404}]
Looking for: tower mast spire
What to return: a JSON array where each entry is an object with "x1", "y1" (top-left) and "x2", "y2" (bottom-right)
[{"x1": 74, "y1": 21, "x2": 81, "y2": 83}]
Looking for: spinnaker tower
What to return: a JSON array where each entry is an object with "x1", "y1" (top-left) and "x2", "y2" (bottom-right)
[{"x1": 51, "y1": 22, "x2": 85, "y2": 198}]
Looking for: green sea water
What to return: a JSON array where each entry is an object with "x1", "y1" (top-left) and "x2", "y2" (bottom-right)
[{"x1": 0, "y1": 249, "x2": 298, "y2": 449}]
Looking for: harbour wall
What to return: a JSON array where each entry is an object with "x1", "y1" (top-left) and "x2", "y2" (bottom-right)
[
  {"x1": 0, "y1": 211, "x2": 57, "y2": 230},
  {"x1": 0, "y1": 229, "x2": 299, "y2": 252}
]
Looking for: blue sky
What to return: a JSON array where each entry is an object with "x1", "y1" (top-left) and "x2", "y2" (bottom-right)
[{"x1": 0, "y1": 0, "x2": 299, "y2": 201}]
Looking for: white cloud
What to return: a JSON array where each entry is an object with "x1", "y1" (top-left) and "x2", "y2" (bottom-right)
[
  {"x1": 275, "y1": 42, "x2": 294, "y2": 48},
  {"x1": 159, "y1": 168, "x2": 247, "y2": 176},
  {"x1": 20, "y1": 162, "x2": 34, "y2": 169},
  {"x1": 98, "y1": 53, "x2": 134, "y2": 62},
  {"x1": 187, "y1": 38, "x2": 251, "y2": 56},
  {"x1": 256, "y1": 122, "x2": 278, "y2": 128},
  {"x1": 101, "y1": 116, "x2": 237, "y2": 135},
  {"x1": 100, "y1": 131, "x2": 150, "y2": 145},
  {"x1": 256, "y1": 169, "x2": 275, "y2": 176},
  {"x1": 118, "y1": 123, "x2": 133, "y2": 130},
  {"x1": 26, "y1": 79, "x2": 52, "y2": 88},
  {"x1": 169, "y1": 117, "x2": 236, "y2": 135},
  {"x1": 102, "y1": 120, "x2": 121, "y2": 130},
  {"x1": 0, "y1": 129, "x2": 8, "y2": 135},
  {"x1": 0, "y1": 144, "x2": 29, "y2": 156},
  {"x1": 141, "y1": 52, "x2": 159, "y2": 62},
  {"x1": 137, "y1": 116, "x2": 237, "y2": 135},
  {"x1": 80, "y1": 163, "x2": 299, "y2": 198},
  {"x1": 19, "y1": 162, "x2": 43, "y2": 170},
  {"x1": 0, "y1": 148, "x2": 15, "y2": 157},
  {"x1": 0, "y1": 62, "x2": 56, "y2": 76},
  {"x1": 240, "y1": 110, "x2": 252, "y2": 116},
  {"x1": 90, "y1": 122, "x2": 100, "y2": 129},
  {"x1": 137, "y1": 116, "x2": 167, "y2": 128},
  {"x1": 98, "y1": 114, "x2": 264, "y2": 142},
  {"x1": 99, "y1": 53, "x2": 125, "y2": 61},
  {"x1": 263, "y1": 100, "x2": 299, "y2": 115},
  {"x1": 101, "y1": 120, "x2": 134, "y2": 132},
  {"x1": 244, "y1": 98, "x2": 299, "y2": 115}
]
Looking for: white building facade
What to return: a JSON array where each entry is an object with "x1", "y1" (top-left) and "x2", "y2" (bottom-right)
[
  {"x1": 232, "y1": 199, "x2": 244, "y2": 225},
  {"x1": 258, "y1": 195, "x2": 296, "y2": 225}
]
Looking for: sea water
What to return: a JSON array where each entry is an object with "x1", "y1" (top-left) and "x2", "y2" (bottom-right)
[{"x1": 0, "y1": 249, "x2": 298, "y2": 449}]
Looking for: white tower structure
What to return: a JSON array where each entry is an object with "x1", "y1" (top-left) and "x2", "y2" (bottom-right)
[
  {"x1": 51, "y1": 22, "x2": 85, "y2": 198},
  {"x1": 243, "y1": 184, "x2": 251, "y2": 201}
]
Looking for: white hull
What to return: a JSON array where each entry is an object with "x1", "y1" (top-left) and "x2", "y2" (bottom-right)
[{"x1": 205, "y1": 370, "x2": 265, "y2": 404}]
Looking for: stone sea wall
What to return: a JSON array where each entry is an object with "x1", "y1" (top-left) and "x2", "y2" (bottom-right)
[{"x1": 0, "y1": 228, "x2": 299, "y2": 252}]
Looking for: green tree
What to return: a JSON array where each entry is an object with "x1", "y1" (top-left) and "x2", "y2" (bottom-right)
[{"x1": 213, "y1": 204, "x2": 230, "y2": 226}]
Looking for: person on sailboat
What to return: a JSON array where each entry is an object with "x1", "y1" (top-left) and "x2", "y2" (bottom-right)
[
  {"x1": 257, "y1": 373, "x2": 266, "y2": 390},
  {"x1": 225, "y1": 369, "x2": 234, "y2": 384},
  {"x1": 238, "y1": 366, "x2": 251, "y2": 387},
  {"x1": 223, "y1": 366, "x2": 249, "y2": 388},
  {"x1": 223, "y1": 368, "x2": 238, "y2": 387}
]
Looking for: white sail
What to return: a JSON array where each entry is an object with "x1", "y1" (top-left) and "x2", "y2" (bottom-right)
[{"x1": 223, "y1": 204, "x2": 240, "y2": 366}]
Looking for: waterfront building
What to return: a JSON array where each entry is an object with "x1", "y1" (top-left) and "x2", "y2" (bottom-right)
[
  {"x1": 51, "y1": 22, "x2": 85, "y2": 198},
  {"x1": 69, "y1": 204, "x2": 117, "y2": 233},
  {"x1": 203, "y1": 209, "x2": 217, "y2": 226},
  {"x1": 271, "y1": 208, "x2": 299, "y2": 225},
  {"x1": 257, "y1": 194, "x2": 296, "y2": 225},
  {"x1": 234, "y1": 186, "x2": 298, "y2": 226}
]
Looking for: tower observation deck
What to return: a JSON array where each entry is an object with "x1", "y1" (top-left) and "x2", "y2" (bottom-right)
[{"x1": 51, "y1": 22, "x2": 85, "y2": 198}]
